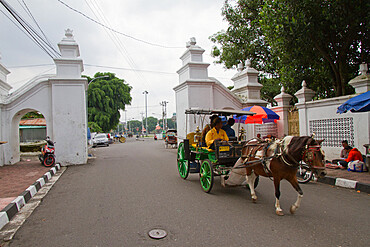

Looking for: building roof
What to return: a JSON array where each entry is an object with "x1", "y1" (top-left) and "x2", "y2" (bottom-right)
[{"x1": 19, "y1": 118, "x2": 46, "y2": 126}]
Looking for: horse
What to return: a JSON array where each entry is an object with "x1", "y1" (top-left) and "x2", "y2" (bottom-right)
[{"x1": 240, "y1": 136, "x2": 326, "y2": 216}]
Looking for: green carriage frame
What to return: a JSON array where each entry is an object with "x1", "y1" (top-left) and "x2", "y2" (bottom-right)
[{"x1": 177, "y1": 109, "x2": 258, "y2": 193}]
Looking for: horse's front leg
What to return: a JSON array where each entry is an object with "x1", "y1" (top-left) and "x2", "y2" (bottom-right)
[
  {"x1": 246, "y1": 169, "x2": 257, "y2": 202},
  {"x1": 288, "y1": 177, "x2": 304, "y2": 214},
  {"x1": 273, "y1": 178, "x2": 284, "y2": 216}
]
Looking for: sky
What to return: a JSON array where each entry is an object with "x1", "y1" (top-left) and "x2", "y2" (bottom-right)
[{"x1": 0, "y1": 0, "x2": 237, "y2": 122}]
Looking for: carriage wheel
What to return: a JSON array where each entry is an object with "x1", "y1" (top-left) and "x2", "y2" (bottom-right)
[
  {"x1": 177, "y1": 142, "x2": 189, "y2": 179},
  {"x1": 199, "y1": 159, "x2": 214, "y2": 193}
]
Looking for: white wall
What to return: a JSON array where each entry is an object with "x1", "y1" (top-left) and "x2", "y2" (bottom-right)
[{"x1": 297, "y1": 96, "x2": 370, "y2": 160}]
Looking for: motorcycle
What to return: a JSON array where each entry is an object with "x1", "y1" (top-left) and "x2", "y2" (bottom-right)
[{"x1": 39, "y1": 137, "x2": 56, "y2": 167}]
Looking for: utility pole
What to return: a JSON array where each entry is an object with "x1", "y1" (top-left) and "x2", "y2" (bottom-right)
[
  {"x1": 143, "y1": 91, "x2": 148, "y2": 136},
  {"x1": 140, "y1": 112, "x2": 144, "y2": 136},
  {"x1": 124, "y1": 110, "x2": 127, "y2": 135},
  {"x1": 160, "y1": 101, "x2": 169, "y2": 130}
]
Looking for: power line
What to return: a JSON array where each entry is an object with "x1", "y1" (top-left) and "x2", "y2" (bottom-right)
[
  {"x1": 20, "y1": 0, "x2": 56, "y2": 52},
  {"x1": 84, "y1": 0, "x2": 150, "y2": 88},
  {"x1": 0, "y1": 0, "x2": 60, "y2": 58},
  {"x1": 6, "y1": 63, "x2": 177, "y2": 75},
  {"x1": 57, "y1": 0, "x2": 182, "y2": 49},
  {"x1": 85, "y1": 64, "x2": 176, "y2": 75}
]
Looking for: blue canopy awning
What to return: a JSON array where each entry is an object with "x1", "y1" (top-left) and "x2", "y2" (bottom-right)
[{"x1": 337, "y1": 91, "x2": 370, "y2": 114}]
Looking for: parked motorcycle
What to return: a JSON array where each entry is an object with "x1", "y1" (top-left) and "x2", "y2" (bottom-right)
[{"x1": 39, "y1": 137, "x2": 56, "y2": 167}]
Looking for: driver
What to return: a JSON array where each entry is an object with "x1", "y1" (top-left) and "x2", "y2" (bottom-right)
[{"x1": 205, "y1": 117, "x2": 229, "y2": 149}]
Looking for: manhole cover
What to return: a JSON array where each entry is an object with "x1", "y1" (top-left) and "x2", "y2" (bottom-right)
[{"x1": 148, "y1": 229, "x2": 167, "y2": 239}]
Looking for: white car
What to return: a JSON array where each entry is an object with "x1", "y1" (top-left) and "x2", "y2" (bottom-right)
[{"x1": 92, "y1": 133, "x2": 109, "y2": 147}]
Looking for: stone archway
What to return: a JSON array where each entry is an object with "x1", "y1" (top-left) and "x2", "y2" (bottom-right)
[
  {"x1": 10, "y1": 108, "x2": 49, "y2": 164},
  {"x1": 0, "y1": 30, "x2": 88, "y2": 166}
]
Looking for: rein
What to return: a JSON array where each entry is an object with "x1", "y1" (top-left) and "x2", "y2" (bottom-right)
[{"x1": 239, "y1": 139, "x2": 324, "y2": 171}]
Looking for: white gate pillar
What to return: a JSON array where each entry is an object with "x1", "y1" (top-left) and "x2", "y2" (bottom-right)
[
  {"x1": 0, "y1": 55, "x2": 12, "y2": 166},
  {"x1": 295, "y1": 81, "x2": 315, "y2": 136},
  {"x1": 272, "y1": 86, "x2": 292, "y2": 138},
  {"x1": 51, "y1": 29, "x2": 87, "y2": 165}
]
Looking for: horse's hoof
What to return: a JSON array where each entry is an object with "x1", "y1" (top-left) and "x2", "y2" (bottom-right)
[
  {"x1": 290, "y1": 205, "x2": 297, "y2": 214},
  {"x1": 252, "y1": 198, "x2": 257, "y2": 203},
  {"x1": 276, "y1": 210, "x2": 284, "y2": 216}
]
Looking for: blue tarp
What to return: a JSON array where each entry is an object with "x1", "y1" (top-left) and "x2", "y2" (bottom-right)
[
  {"x1": 337, "y1": 91, "x2": 370, "y2": 113},
  {"x1": 87, "y1": 127, "x2": 91, "y2": 140}
]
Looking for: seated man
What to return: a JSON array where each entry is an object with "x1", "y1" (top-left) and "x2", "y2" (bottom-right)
[
  {"x1": 222, "y1": 118, "x2": 236, "y2": 138},
  {"x1": 205, "y1": 117, "x2": 229, "y2": 149},
  {"x1": 338, "y1": 147, "x2": 363, "y2": 169},
  {"x1": 340, "y1": 140, "x2": 352, "y2": 159}
]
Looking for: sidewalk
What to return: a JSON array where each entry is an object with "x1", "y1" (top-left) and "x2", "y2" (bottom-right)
[
  {"x1": 319, "y1": 168, "x2": 370, "y2": 193},
  {"x1": 0, "y1": 161, "x2": 51, "y2": 210},
  {"x1": 0, "y1": 160, "x2": 62, "y2": 231}
]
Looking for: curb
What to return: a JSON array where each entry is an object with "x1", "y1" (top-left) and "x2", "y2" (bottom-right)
[
  {"x1": 317, "y1": 176, "x2": 370, "y2": 193},
  {"x1": 0, "y1": 164, "x2": 61, "y2": 231}
]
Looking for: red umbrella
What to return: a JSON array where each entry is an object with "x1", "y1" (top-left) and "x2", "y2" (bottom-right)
[{"x1": 234, "y1": 106, "x2": 280, "y2": 124}]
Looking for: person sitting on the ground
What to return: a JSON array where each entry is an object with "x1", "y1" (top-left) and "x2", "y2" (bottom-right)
[
  {"x1": 222, "y1": 118, "x2": 236, "y2": 138},
  {"x1": 340, "y1": 140, "x2": 352, "y2": 159},
  {"x1": 205, "y1": 117, "x2": 229, "y2": 149},
  {"x1": 338, "y1": 147, "x2": 363, "y2": 168}
]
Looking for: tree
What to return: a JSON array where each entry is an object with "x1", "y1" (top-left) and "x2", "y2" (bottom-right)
[
  {"x1": 88, "y1": 122, "x2": 102, "y2": 133},
  {"x1": 260, "y1": 0, "x2": 369, "y2": 96},
  {"x1": 85, "y1": 72, "x2": 132, "y2": 132},
  {"x1": 144, "y1": 117, "x2": 158, "y2": 133},
  {"x1": 128, "y1": 120, "x2": 142, "y2": 134},
  {"x1": 210, "y1": 0, "x2": 369, "y2": 99},
  {"x1": 166, "y1": 118, "x2": 176, "y2": 129},
  {"x1": 22, "y1": 111, "x2": 44, "y2": 119}
]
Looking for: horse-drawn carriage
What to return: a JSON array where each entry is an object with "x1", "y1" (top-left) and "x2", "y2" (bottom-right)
[
  {"x1": 177, "y1": 108, "x2": 327, "y2": 216},
  {"x1": 177, "y1": 109, "x2": 256, "y2": 192},
  {"x1": 165, "y1": 129, "x2": 177, "y2": 148}
]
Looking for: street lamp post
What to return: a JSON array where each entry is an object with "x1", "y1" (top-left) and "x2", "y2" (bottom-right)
[{"x1": 143, "y1": 91, "x2": 148, "y2": 136}]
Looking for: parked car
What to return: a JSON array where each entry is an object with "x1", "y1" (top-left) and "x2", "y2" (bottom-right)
[{"x1": 92, "y1": 133, "x2": 109, "y2": 147}]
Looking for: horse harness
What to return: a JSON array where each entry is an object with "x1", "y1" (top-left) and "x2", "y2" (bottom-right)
[{"x1": 235, "y1": 139, "x2": 323, "y2": 174}]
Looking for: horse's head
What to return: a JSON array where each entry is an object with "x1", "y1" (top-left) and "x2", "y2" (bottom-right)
[{"x1": 302, "y1": 138, "x2": 326, "y2": 178}]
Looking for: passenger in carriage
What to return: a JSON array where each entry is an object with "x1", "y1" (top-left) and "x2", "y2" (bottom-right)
[
  {"x1": 201, "y1": 114, "x2": 219, "y2": 146},
  {"x1": 222, "y1": 118, "x2": 236, "y2": 138},
  {"x1": 205, "y1": 117, "x2": 229, "y2": 149}
]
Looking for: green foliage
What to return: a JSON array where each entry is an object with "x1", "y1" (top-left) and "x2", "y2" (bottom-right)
[
  {"x1": 210, "y1": 0, "x2": 369, "y2": 98},
  {"x1": 85, "y1": 72, "x2": 132, "y2": 132},
  {"x1": 22, "y1": 111, "x2": 44, "y2": 119},
  {"x1": 88, "y1": 122, "x2": 102, "y2": 133},
  {"x1": 166, "y1": 118, "x2": 176, "y2": 129},
  {"x1": 128, "y1": 120, "x2": 142, "y2": 134},
  {"x1": 145, "y1": 117, "x2": 158, "y2": 133}
]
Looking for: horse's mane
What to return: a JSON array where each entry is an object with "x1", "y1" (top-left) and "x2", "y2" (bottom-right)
[{"x1": 286, "y1": 136, "x2": 315, "y2": 154}]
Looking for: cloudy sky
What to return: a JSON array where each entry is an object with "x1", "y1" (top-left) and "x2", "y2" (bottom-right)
[{"x1": 0, "y1": 0, "x2": 237, "y2": 122}]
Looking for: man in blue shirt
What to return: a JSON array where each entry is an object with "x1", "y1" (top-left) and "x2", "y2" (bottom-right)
[{"x1": 222, "y1": 118, "x2": 235, "y2": 138}]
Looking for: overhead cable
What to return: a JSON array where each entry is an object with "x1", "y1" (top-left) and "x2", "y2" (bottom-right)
[
  {"x1": 0, "y1": 0, "x2": 61, "y2": 58},
  {"x1": 56, "y1": 0, "x2": 182, "y2": 49},
  {"x1": 20, "y1": 0, "x2": 56, "y2": 52},
  {"x1": 84, "y1": 0, "x2": 151, "y2": 88}
]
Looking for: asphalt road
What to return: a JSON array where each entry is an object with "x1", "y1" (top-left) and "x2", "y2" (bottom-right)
[{"x1": 9, "y1": 138, "x2": 370, "y2": 246}]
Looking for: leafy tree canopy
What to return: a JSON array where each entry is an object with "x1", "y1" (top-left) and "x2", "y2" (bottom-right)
[
  {"x1": 210, "y1": 0, "x2": 369, "y2": 100},
  {"x1": 22, "y1": 111, "x2": 44, "y2": 119},
  {"x1": 85, "y1": 72, "x2": 132, "y2": 132},
  {"x1": 88, "y1": 122, "x2": 102, "y2": 133}
]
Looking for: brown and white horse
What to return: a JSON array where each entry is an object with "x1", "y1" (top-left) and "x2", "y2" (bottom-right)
[{"x1": 241, "y1": 136, "x2": 326, "y2": 216}]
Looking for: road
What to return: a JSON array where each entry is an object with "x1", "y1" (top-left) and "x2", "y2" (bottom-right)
[{"x1": 8, "y1": 138, "x2": 370, "y2": 246}]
